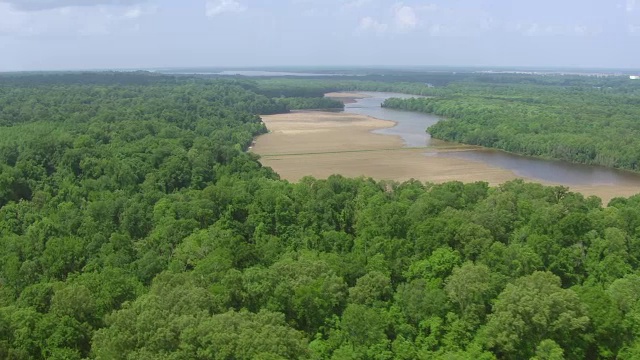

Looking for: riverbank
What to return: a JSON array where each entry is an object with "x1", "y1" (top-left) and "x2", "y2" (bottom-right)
[
  {"x1": 325, "y1": 92, "x2": 371, "y2": 104},
  {"x1": 253, "y1": 111, "x2": 518, "y2": 184},
  {"x1": 252, "y1": 110, "x2": 639, "y2": 203}
]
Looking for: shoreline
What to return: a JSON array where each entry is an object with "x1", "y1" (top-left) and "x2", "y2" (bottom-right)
[
  {"x1": 253, "y1": 110, "x2": 520, "y2": 183},
  {"x1": 254, "y1": 90, "x2": 640, "y2": 203},
  {"x1": 252, "y1": 109, "x2": 639, "y2": 204},
  {"x1": 372, "y1": 93, "x2": 640, "y2": 186},
  {"x1": 325, "y1": 91, "x2": 371, "y2": 104}
]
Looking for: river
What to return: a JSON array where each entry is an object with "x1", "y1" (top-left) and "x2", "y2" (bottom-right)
[{"x1": 344, "y1": 92, "x2": 640, "y2": 188}]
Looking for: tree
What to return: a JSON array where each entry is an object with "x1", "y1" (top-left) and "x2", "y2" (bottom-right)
[
  {"x1": 394, "y1": 279, "x2": 448, "y2": 325},
  {"x1": 348, "y1": 271, "x2": 393, "y2": 307},
  {"x1": 176, "y1": 310, "x2": 309, "y2": 360},
  {"x1": 531, "y1": 339, "x2": 564, "y2": 360},
  {"x1": 483, "y1": 271, "x2": 589, "y2": 359},
  {"x1": 445, "y1": 262, "x2": 493, "y2": 316},
  {"x1": 574, "y1": 284, "x2": 625, "y2": 358},
  {"x1": 339, "y1": 304, "x2": 389, "y2": 349}
]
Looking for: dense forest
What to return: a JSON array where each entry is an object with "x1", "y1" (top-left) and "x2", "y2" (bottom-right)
[
  {"x1": 381, "y1": 80, "x2": 640, "y2": 171},
  {"x1": 2, "y1": 72, "x2": 640, "y2": 359}
]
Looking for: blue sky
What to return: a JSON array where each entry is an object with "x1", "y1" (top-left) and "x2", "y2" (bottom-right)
[{"x1": 0, "y1": 0, "x2": 638, "y2": 71}]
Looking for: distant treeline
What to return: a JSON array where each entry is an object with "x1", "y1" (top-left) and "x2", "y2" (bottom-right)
[
  {"x1": 252, "y1": 79, "x2": 440, "y2": 98},
  {"x1": 0, "y1": 71, "x2": 176, "y2": 86},
  {"x1": 208, "y1": 69, "x2": 640, "y2": 87},
  {"x1": 247, "y1": 74, "x2": 640, "y2": 98}
]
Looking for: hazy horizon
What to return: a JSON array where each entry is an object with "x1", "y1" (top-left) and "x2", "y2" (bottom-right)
[{"x1": 1, "y1": 0, "x2": 639, "y2": 72}]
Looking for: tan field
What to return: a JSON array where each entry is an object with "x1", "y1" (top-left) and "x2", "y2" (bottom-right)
[{"x1": 252, "y1": 109, "x2": 639, "y2": 204}]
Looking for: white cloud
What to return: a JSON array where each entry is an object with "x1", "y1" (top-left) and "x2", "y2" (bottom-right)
[
  {"x1": 0, "y1": 3, "x2": 152, "y2": 36},
  {"x1": 629, "y1": 24, "x2": 640, "y2": 35},
  {"x1": 301, "y1": 8, "x2": 322, "y2": 16},
  {"x1": 0, "y1": 3, "x2": 28, "y2": 35},
  {"x1": 205, "y1": 0, "x2": 247, "y2": 17},
  {"x1": 393, "y1": 4, "x2": 418, "y2": 30},
  {"x1": 428, "y1": 6, "x2": 496, "y2": 36},
  {"x1": 123, "y1": 5, "x2": 142, "y2": 19},
  {"x1": 573, "y1": 25, "x2": 588, "y2": 35},
  {"x1": 523, "y1": 23, "x2": 545, "y2": 36},
  {"x1": 428, "y1": 23, "x2": 442, "y2": 36},
  {"x1": 342, "y1": 0, "x2": 371, "y2": 9},
  {"x1": 417, "y1": 3, "x2": 438, "y2": 12},
  {"x1": 2, "y1": 0, "x2": 146, "y2": 11},
  {"x1": 358, "y1": 16, "x2": 388, "y2": 34},
  {"x1": 627, "y1": 0, "x2": 636, "y2": 12},
  {"x1": 355, "y1": 3, "x2": 495, "y2": 36},
  {"x1": 515, "y1": 22, "x2": 600, "y2": 37}
]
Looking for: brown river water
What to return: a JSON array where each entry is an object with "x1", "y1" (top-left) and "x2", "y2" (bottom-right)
[{"x1": 345, "y1": 92, "x2": 640, "y2": 188}]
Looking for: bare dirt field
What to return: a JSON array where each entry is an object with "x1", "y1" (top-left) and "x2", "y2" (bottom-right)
[{"x1": 252, "y1": 110, "x2": 639, "y2": 204}]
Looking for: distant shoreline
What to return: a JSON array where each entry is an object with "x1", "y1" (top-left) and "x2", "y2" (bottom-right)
[{"x1": 324, "y1": 92, "x2": 371, "y2": 104}]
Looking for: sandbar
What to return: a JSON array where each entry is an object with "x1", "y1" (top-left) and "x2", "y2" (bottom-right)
[{"x1": 252, "y1": 111, "x2": 639, "y2": 204}]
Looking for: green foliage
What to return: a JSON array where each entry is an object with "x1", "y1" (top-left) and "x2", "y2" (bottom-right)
[
  {"x1": 275, "y1": 97, "x2": 345, "y2": 110},
  {"x1": 483, "y1": 272, "x2": 589, "y2": 359},
  {"x1": 0, "y1": 72, "x2": 639, "y2": 359},
  {"x1": 92, "y1": 272, "x2": 310, "y2": 359},
  {"x1": 382, "y1": 80, "x2": 640, "y2": 171}
]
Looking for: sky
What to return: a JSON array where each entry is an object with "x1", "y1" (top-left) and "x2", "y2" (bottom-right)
[{"x1": 0, "y1": 0, "x2": 638, "y2": 71}]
